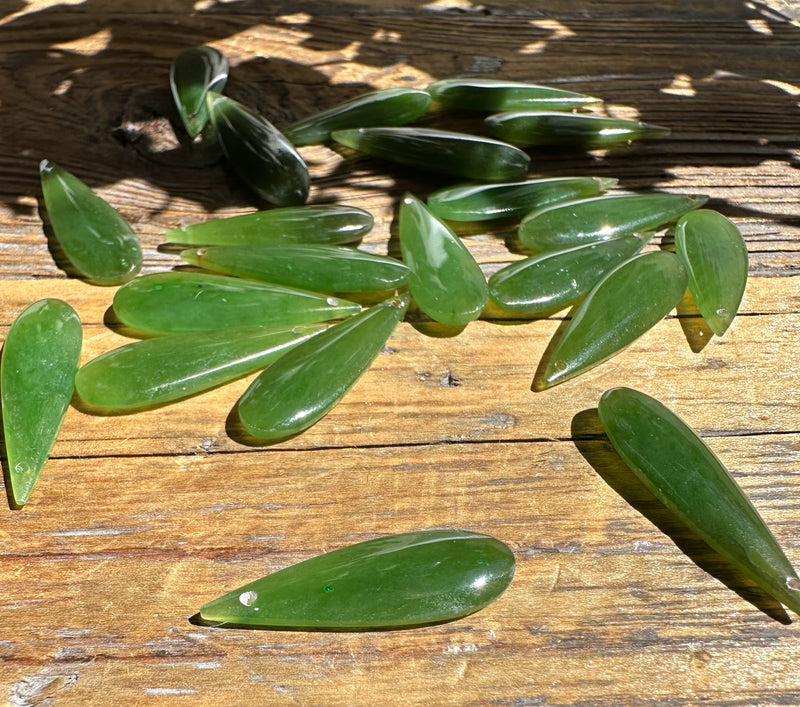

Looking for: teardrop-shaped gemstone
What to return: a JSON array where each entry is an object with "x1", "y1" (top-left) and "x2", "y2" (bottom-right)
[
  {"x1": 485, "y1": 111, "x2": 670, "y2": 148},
  {"x1": 40, "y1": 160, "x2": 143, "y2": 286},
  {"x1": 169, "y1": 45, "x2": 228, "y2": 137},
  {"x1": 75, "y1": 324, "x2": 325, "y2": 410},
  {"x1": 489, "y1": 236, "x2": 646, "y2": 314},
  {"x1": 199, "y1": 529, "x2": 515, "y2": 629},
  {"x1": 207, "y1": 92, "x2": 309, "y2": 206},
  {"x1": 1, "y1": 300, "x2": 82, "y2": 508},
  {"x1": 112, "y1": 272, "x2": 361, "y2": 335},
  {"x1": 181, "y1": 244, "x2": 409, "y2": 293},
  {"x1": 427, "y1": 176, "x2": 617, "y2": 222},
  {"x1": 519, "y1": 193, "x2": 708, "y2": 251},
  {"x1": 165, "y1": 204, "x2": 373, "y2": 247},
  {"x1": 598, "y1": 387, "x2": 800, "y2": 615},
  {"x1": 540, "y1": 251, "x2": 688, "y2": 388},
  {"x1": 285, "y1": 88, "x2": 432, "y2": 146},
  {"x1": 675, "y1": 209, "x2": 748, "y2": 337},
  {"x1": 399, "y1": 193, "x2": 488, "y2": 326},
  {"x1": 427, "y1": 78, "x2": 601, "y2": 112},
  {"x1": 331, "y1": 127, "x2": 529, "y2": 181},
  {"x1": 237, "y1": 294, "x2": 408, "y2": 441}
]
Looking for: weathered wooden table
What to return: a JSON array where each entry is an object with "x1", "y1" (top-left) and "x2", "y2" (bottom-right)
[{"x1": 1, "y1": 1, "x2": 799, "y2": 704}]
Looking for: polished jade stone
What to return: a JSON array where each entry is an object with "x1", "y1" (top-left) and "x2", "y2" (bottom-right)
[
  {"x1": 599, "y1": 387, "x2": 800, "y2": 615},
  {"x1": 237, "y1": 294, "x2": 408, "y2": 441},
  {"x1": 181, "y1": 244, "x2": 409, "y2": 293},
  {"x1": 75, "y1": 324, "x2": 324, "y2": 410},
  {"x1": 112, "y1": 272, "x2": 361, "y2": 335},
  {"x1": 427, "y1": 78, "x2": 601, "y2": 112},
  {"x1": 484, "y1": 111, "x2": 671, "y2": 148},
  {"x1": 427, "y1": 176, "x2": 617, "y2": 222},
  {"x1": 169, "y1": 46, "x2": 228, "y2": 137},
  {"x1": 541, "y1": 251, "x2": 687, "y2": 388},
  {"x1": 488, "y1": 235, "x2": 645, "y2": 314},
  {"x1": 285, "y1": 88, "x2": 432, "y2": 146},
  {"x1": 40, "y1": 160, "x2": 143, "y2": 286},
  {"x1": 675, "y1": 209, "x2": 748, "y2": 337},
  {"x1": 519, "y1": 193, "x2": 708, "y2": 251},
  {"x1": 331, "y1": 127, "x2": 530, "y2": 181},
  {"x1": 1, "y1": 300, "x2": 82, "y2": 508},
  {"x1": 199, "y1": 529, "x2": 515, "y2": 629},
  {"x1": 165, "y1": 204, "x2": 374, "y2": 247},
  {"x1": 399, "y1": 194, "x2": 488, "y2": 326},
  {"x1": 207, "y1": 92, "x2": 309, "y2": 207}
]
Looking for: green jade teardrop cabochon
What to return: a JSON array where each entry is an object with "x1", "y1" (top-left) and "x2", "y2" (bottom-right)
[
  {"x1": 399, "y1": 194, "x2": 488, "y2": 326},
  {"x1": 40, "y1": 160, "x2": 143, "y2": 285},
  {"x1": 1, "y1": 300, "x2": 82, "y2": 508},
  {"x1": 675, "y1": 209, "x2": 748, "y2": 337},
  {"x1": 199, "y1": 529, "x2": 515, "y2": 629},
  {"x1": 112, "y1": 272, "x2": 361, "y2": 335},
  {"x1": 598, "y1": 387, "x2": 800, "y2": 615},
  {"x1": 237, "y1": 294, "x2": 408, "y2": 441},
  {"x1": 169, "y1": 45, "x2": 228, "y2": 137},
  {"x1": 207, "y1": 92, "x2": 309, "y2": 207}
]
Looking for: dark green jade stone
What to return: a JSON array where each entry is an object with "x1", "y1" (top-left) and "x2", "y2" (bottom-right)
[
  {"x1": 237, "y1": 293, "x2": 409, "y2": 441},
  {"x1": 540, "y1": 251, "x2": 688, "y2": 388},
  {"x1": 181, "y1": 244, "x2": 409, "y2": 294},
  {"x1": 1, "y1": 299, "x2": 82, "y2": 508},
  {"x1": 165, "y1": 204, "x2": 374, "y2": 247},
  {"x1": 399, "y1": 193, "x2": 488, "y2": 327},
  {"x1": 74, "y1": 324, "x2": 325, "y2": 410},
  {"x1": 285, "y1": 88, "x2": 432, "y2": 146},
  {"x1": 169, "y1": 45, "x2": 228, "y2": 137},
  {"x1": 675, "y1": 209, "x2": 748, "y2": 337},
  {"x1": 40, "y1": 160, "x2": 143, "y2": 286},
  {"x1": 112, "y1": 272, "x2": 361, "y2": 335},
  {"x1": 331, "y1": 127, "x2": 530, "y2": 181},
  {"x1": 484, "y1": 111, "x2": 671, "y2": 149},
  {"x1": 199, "y1": 529, "x2": 516, "y2": 629},
  {"x1": 519, "y1": 193, "x2": 708, "y2": 251},
  {"x1": 599, "y1": 387, "x2": 800, "y2": 616},
  {"x1": 427, "y1": 78, "x2": 601, "y2": 112},
  {"x1": 207, "y1": 92, "x2": 309, "y2": 207},
  {"x1": 427, "y1": 176, "x2": 617, "y2": 222}
]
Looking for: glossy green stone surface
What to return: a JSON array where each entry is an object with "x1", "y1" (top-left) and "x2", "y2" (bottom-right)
[
  {"x1": 541, "y1": 251, "x2": 688, "y2": 388},
  {"x1": 488, "y1": 235, "x2": 645, "y2": 314},
  {"x1": 598, "y1": 387, "x2": 800, "y2": 615},
  {"x1": 1, "y1": 300, "x2": 82, "y2": 508},
  {"x1": 427, "y1": 78, "x2": 601, "y2": 112},
  {"x1": 399, "y1": 194, "x2": 488, "y2": 326},
  {"x1": 75, "y1": 324, "x2": 324, "y2": 410},
  {"x1": 199, "y1": 529, "x2": 515, "y2": 629},
  {"x1": 208, "y1": 92, "x2": 309, "y2": 206},
  {"x1": 112, "y1": 272, "x2": 361, "y2": 335},
  {"x1": 285, "y1": 88, "x2": 431, "y2": 146},
  {"x1": 675, "y1": 209, "x2": 748, "y2": 337},
  {"x1": 519, "y1": 193, "x2": 708, "y2": 251},
  {"x1": 331, "y1": 127, "x2": 530, "y2": 181},
  {"x1": 237, "y1": 294, "x2": 408, "y2": 441},
  {"x1": 427, "y1": 176, "x2": 617, "y2": 222},
  {"x1": 165, "y1": 205, "x2": 374, "y2": 247},
  {"x1": 484, "y1": 111, "x2": 671, "y2": 148},
  {"x1": 181, "y1": 244, "x2": 409, "y2": 293},
  {"x1": 169, "y1": 46, "x2": 228, "y2": 137},
  {"x1": 40, "y1": 160, "x2": 143, "y2": 286}
]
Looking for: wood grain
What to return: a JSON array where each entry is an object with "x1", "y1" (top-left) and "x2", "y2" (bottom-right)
[{"x1": 1, "y1": 1, "x2": 799, "y2": 705}]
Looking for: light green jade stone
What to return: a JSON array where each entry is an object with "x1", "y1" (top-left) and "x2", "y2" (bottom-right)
[
  {"x1": 40, "y1": 160, "x2": 142, "y2": 285},
  {"x1": 112, "y1": 272, "x2": 361, "y2": 335},
  {"x1": 74, "y1": 324, "x2": 325, "y2": 410},
  {"x1": 237, "y1": 294, "x2": 409, "y2": 441},
  {"x1": 169, "y1": 45, "x2": 228, "y2": 137},
  {"x1": 1, "y1": 299, "x2": 82, "y2": 508}
]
